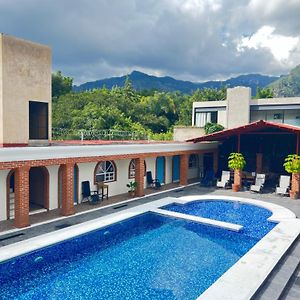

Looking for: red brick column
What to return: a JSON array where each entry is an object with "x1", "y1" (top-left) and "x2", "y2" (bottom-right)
[
  {"x1": 180, "y1": 154, "x2": 188, "y2": 186},
  {"x1": 256, "y1": 153, "x2": 263, "y2": 173},
  {"x1": 291, "y1": 173, "x2": 300, "y2": 199},
  {"x1": 135, "y1": 158, "x2": 145, "y2": 197},
  {"x1": 15, "y1": 166, "x2": 30, "y2": 228},
  {"x1": 61, "y1": 163, "x2": 75, "y2": 216}
]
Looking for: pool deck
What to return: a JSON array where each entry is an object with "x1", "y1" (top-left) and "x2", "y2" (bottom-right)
[{"x1": 0, "y1": 183, "x2": 300, "y2": 299}]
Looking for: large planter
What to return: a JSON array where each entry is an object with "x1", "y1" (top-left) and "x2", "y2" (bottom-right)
[
  {"x1": 232, "y1": 169, "x2": 242, "y2": 192},
  {"x1": 128, "y1": 191, "x2": 136, "y2": 197},
  {"x1": 232, "y1": 184, "x2": 240, "y2": 192},
  {"x1": 290, "y1": 173, "x2": 300, "y2": 199},
  {"x1": 289, "y1": 190, "x2": 299, "y2": 199}
]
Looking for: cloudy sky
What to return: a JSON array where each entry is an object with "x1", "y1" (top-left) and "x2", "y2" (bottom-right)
[{"x1": 1, "y1": 0, "x2": 300, "y2": 84}]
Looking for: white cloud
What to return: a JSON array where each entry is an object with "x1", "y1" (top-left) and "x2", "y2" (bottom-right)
[{"x1": 237, "y1": 25, "x2": 299, "y2": 62}]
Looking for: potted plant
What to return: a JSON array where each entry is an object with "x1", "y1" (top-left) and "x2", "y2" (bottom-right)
[
  {"x1": 126, "y1": 181, "x2": 137, "y2": 197},
  {"x1": 228, "y1": 152, "x2": 246, "y2": 192},
  {"x1": 283, "y1": 154, "x2": 300, "y2": 199}
]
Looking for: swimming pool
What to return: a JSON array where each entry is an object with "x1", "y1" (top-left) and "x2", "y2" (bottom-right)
[
  {"x1": 0, "y1": 195, "x2": 299, "y2": 300},
  {"x1": 161, "y1": 200, "x2": 276, "y2": 240}
]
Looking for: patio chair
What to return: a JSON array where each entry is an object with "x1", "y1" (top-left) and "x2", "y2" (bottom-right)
[
  {"x1": 81, "y1": 181, "x2": 102, "y2": 204},
  {"x1": 250, "y1": 174, "x2": 265, "y2": 193},
  {"x1": 216, "y1": 171, "x2": 231, "y2": 188},
  {"x1": 146, "y1": 171, "x2": 161, "y2": 189},
  {"x1": 200, "y1": 169, "x2": 217, "y2": 187},
  {"x1": 275, "y1": 175, "x2": 290, "y2": 196}
]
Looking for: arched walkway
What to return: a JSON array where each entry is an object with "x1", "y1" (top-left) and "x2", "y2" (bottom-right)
[
  {"x1": 29, "y1": 167, "x2": 49, "y2": 211},
  {"x1": 6, "y1": 170, "x2": 15, "y2": 220}
]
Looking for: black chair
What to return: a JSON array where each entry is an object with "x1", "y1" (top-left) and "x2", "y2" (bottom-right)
[
  {"x1": 81, "y1": 181, "x2": 102, "y2": 204},
  {"x1": 146, "y1": 171, "x2": 161, "y2": 189}
]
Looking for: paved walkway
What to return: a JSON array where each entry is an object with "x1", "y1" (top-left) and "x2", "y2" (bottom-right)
[
  {"x1": 1, "y1": 184, "x2": 299, "y2": 247},
  {"x1": 0, "y1": 184, "x2": 299, "y2": 299}
]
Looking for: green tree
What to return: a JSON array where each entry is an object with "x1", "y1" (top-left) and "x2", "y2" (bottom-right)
[
  {"x1": 255, "y1": 87, "x2": 274, "y2": 99},
  {"x1": 52, "y1": 71, "x2": 73, "y2": 99},
  {"x1": 204, "y1": 123, "x2": 224, "y2": 134}
]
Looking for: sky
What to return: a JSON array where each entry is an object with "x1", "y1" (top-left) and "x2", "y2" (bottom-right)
[{"x1": 0, "y1": 0, "x2": 300, "y2": 85}]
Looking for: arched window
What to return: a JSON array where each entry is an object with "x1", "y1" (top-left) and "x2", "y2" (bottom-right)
[
  {"x1": 188, "y1": 154, "x2": 198, "y2": 169},
  {"x1": 95, "y1": 161, "x2": 116, "y2": 182},
  {"x1": 128, "y1": 159, "x2": 146, "y2": 179}
]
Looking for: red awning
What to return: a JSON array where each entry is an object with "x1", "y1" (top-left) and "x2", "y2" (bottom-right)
[{"x1": 187, "y1": 120, "x2": 300, "y2": 143}]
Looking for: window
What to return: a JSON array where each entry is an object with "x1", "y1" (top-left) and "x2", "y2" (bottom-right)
[
  {"x1": 95, "y1": 161, "x2": 116, "y2": 182},
  {"x1": 188, "y1": 154, "x2": 198, "y2": 169},
  {"x1": 128, "y1": 159, "x2": 146, "y2": 179},
  {"x1": 29, "y1": 101, "x2": 48, "y2": 139},
  {"x1": 194, "y1": 111, "x2": 217, "y2": 127}
]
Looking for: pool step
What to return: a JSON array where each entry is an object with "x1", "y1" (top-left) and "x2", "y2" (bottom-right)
[{"x1": 253, "y1": 236, "x2": 300, "y2": 300}]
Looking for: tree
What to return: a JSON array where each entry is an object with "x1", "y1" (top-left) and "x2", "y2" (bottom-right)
[
  {"x1": 255, "y1": 87, "x2": 274, "y2": 99},
  {"x1": 52, "y1": 71, "x2": 73, "y2": 99},
  {"x1": 204, "y1": 123, "x2": 224, "y2": 134}
]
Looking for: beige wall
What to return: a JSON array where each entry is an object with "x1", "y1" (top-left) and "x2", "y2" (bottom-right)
[
  {"x1": 217, "y1": 110, "x2": 227, "y2": 127},
  {"x1": 173, "y1": 126, "x2": 205, "y2": 141},
  {"x1": 227, "y1": 87, "x2": 251, "y2": 128},
  {"x1": 0, "y1": 34, "x2": 51, "y2": 145}
]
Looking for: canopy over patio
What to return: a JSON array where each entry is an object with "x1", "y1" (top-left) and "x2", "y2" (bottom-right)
[{"x1": 188, "y1": 120, "x2": 300, "y2": 179}]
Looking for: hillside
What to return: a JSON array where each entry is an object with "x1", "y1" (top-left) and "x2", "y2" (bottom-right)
[
  {"x1": 73, "y1": 70, "x2": 278, "y2": 95},
  {"x1": 269, "y1": 65, "x2": 300, "y2": 97}
]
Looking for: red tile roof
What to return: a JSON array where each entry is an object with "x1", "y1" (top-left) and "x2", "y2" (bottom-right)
[{"x1": 187, "y1": 120, "x2": 300, "y2": 143}]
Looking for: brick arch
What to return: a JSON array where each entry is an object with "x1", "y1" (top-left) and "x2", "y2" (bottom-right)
[
  {"x1": 29, "y1": 166, "x2": 49, "y2": 210},
  {"x1": 6, "y1": 169, "x2": 16, "y2": 220},
  {"x1": 128, "y1": 159, "x2": 147, "y2": 179}
]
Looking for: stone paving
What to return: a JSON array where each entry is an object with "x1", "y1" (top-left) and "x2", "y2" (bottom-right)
[
  {"x1": 0, "y1": 184, "x2": 299, "y2": 299},
  {"x1": 1, "y1": 184, "x2": 299, "y2": 245}
]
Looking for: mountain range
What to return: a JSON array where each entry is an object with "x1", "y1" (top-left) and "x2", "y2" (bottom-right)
[
  {"x1": 269, "y1": 65, "x2": 300, "y2": 97},
  {"x1": 73, "y1": 70, "x2": 279, "y2": 95}
]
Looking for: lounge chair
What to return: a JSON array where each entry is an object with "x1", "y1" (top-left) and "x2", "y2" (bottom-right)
[
  {"x1": 201, "y1": 170, "x2": 217, "y2": 187},
  {"x1": 81, "y1": 181, "x2": 102, "y2": 204},
  {"x1": 216, "y1": 171, "x2": 231, "y2": 188},
  {"x1": 146, "y1": 171, "x2": 161, "y2": 189},
  {"x1": 250, "y1": 174, "x2": 265, "y2": 193},
  {"x1": 275, "y1": 175, "x2": 290, "y2": 196}
]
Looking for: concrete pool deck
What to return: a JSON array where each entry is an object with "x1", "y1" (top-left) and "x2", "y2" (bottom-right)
[{"x1": 0, "y1": 184, "x2": 300, "y2": 299}]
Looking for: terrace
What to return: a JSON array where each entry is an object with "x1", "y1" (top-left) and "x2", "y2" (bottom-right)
[{"x1": 0, "y1": 184, "x2": 299, "y2": 299}]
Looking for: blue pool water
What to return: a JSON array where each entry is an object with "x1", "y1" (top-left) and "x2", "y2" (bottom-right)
[
  {"x1": 0, "y1": 207, "x2": 276, "y2": 300},
  {"x1": 161, "y1": 200, "x2": 277, "y2": 239}
]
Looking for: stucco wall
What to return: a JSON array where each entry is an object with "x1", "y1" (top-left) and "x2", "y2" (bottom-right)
[
  {"x1": 227, "y1": 87, "x2": 251, "y2": 129},
  {"x1": 187, "y1": 154, "x2": 203, "y2": 180},
  {"x1": 0, "y1": 170, "x2": 9, "y2": 221},
  {"x1": 46, "y1": 165, "x2": 59, "y2": 210},
  {"x1": 217, "y1": 110, "x2": 227, "y2": 127},
  {"x1": 1, "y1": 34, "x2": 51, "y2": 144},
  {"x1": 77, "y1": 158, "x2": 158, "y2": 201},
  {"x1": 173, "y1": 127, "x2": 205, "y2": 141}
]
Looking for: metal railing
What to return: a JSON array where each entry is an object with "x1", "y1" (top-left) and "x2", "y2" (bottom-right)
[{"x1": 52, "y1": 128, "x2": 149, "y2": 141}]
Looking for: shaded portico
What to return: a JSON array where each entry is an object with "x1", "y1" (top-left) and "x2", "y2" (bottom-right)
[{"x1": 188, "y1": 120, "x2": 300, "y2": 176}]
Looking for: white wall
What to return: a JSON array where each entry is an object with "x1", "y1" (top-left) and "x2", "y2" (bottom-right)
[
  {"x1": 77, "y1": 158, "x2": 160, "y2": 199},
  {"x1": 218, "y1": 111, "x2": 227, "y2": 128},
  {"x1": 187, "y1": 154, "x2": 203, "y2": 180},
  {"x1": 46, "y1": 165, "x2": 59, "y2": 210},
  {"x1": 165, "y1": 156, "x2": 172, "y2": 184},
  {"x1": 145, "y1": 157, "x2": 156, "y2": 186},
  {"x1": 0, "y1": 170, "x2": 9, "y2": 221}
]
